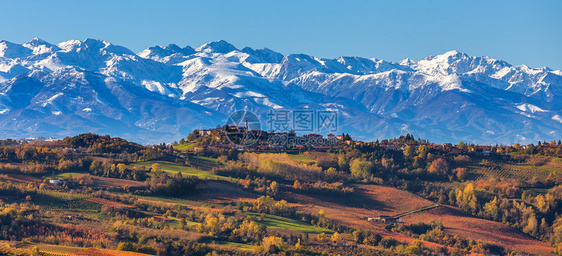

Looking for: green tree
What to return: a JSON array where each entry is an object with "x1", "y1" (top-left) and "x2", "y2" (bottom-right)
[
  {"x1": 352, "y1": 230, "x2": 364, "y2": 243},
  {"x1": 457, "y1": 141, "x2": 467, "y2": 150},
  {"x1": 350, "y1": 159, "x2": 373, "y2": 179},
  {"x1": 338, "y1": 154, "x2": 349, "y2": 172},
  {"x1": 483, "y1": 196, "x2": 500, "y2": 221}
]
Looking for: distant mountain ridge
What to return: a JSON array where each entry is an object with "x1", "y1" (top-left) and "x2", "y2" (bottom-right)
[{"x1": 1, "y1": 38, "x2": 561, "y2": 144}]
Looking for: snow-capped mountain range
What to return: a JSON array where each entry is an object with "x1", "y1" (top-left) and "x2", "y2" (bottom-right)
[{"x1": 1, "y1": 38, "x2": 561, "y2": 144}]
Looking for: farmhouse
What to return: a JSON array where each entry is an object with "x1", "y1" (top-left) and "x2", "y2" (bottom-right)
[
  {"x1": 64, "y1": 213, "x2": 83, "y2": 220},
  {"x1": 367, "y1": 215, "x2": 403, "y2": 223},
  {"x1": 49, "y1": 179, "x2": 63, "y2": 186}
]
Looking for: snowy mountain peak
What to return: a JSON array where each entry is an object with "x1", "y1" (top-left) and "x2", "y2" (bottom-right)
[
  {"x1": 443, "y1": 50, "x2": 466, "y2": 57},
  {"x1": 241, "y1": 47, "x2": 284, "y2": 63},
  {"x1": 57, "y1": 38, "x2": 135, "y2": 56},
  {"x1": 399, "y1": 58, "x2": 416, "y2": 67},
  {"x1": 137, "y1": 44, "x2": 196, "y2": 65},
  {"x1": 23, "y1": 38, "x2": 60, "y2": 55},
  {"x1": 138, "y1": 43, "x2": 195, "y2": 59},
  {"x1": 56, "y1": 40, "x2": 82, "y2": 51},
  {"x1": 1, "y1": 38, "x2": 561, "y2": 145},
  {"x1": 423, "y1": 50, "x2": 470, "y2": 63},
  {"x1": 197, "y1": 40, "x2": 238, "y2": 54},
  {"x1": 25, "y1": 37, "x2": 51, "y2": 47},
  {"x1": 0, "y1": 40, "x2": 33, "y2": 58}
]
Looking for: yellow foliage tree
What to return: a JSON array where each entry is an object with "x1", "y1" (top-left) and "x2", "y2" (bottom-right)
[
  {"x1": 331, "y1": 232, "x2": 340, "y2": 242},
  {"x1": 259, "y1": 236, "x2": 284, "y2": 253}
]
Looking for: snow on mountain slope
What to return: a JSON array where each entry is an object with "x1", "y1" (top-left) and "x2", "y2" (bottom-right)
[{"x1": 1, "y1": 38, "x2": 562, "y2": 144}]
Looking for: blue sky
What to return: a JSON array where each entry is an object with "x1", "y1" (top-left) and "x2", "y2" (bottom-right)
[{"x1": 1, "y1": 0, "x2": 561, "y2": 69}]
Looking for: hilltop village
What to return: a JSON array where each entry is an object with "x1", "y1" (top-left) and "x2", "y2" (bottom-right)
[{"x1": 189, "y1": 124, "x2": 496, "y2": 156}]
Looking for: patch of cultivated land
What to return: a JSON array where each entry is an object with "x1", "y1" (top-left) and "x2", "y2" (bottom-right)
[
  {"x1": 246, "y1": 212, "x2": 333, "y2": 234},
  {"x1": 73, "y1": 248, "x2": 152, "y2": 256},
  {"x1": 16, "y1": 243, "x2": 152, "y2": 256},
  {"x1": 85, "y1": 198, "x2": 136, "y2": 209},
  {"x1": 57, "y1": 173, "x2": 147, "y2": 188},
  {"x1": 2, "y1": 173, "x2": 43, "y2": 183},
  {"x1": 89, "y1": 175, "x2": 146, "y2": 188},
  {"x1": 288, "y1": 184, "x2": 553, "y2": 255},
  {"x1": 17, "y1": 243, "x2": 83, "y2": 254},
  {"x1": 134, "y1": 196, "x2": 225, "y2": 213},
  {"x1": 130, "y1": 161, "x2": 227, "y2": 180},
  {"x1": 185, "y1": 180, "x2": 259, "y2": 203},
  {"x1": 174, "y1": 143, "x2": 195, "y2": 151},
  {"x1": 212, "y1": 241, "x2": 255, "y2": 251},
  {"x1": 287, "y1": 184, "x2": 434, "y2": 229},
  {"x1": 402, "y1": 205, "x2": 554, "y2": 256},
  {"x1": 470, "y1": 156, "x2": 562, "y2": 182}
]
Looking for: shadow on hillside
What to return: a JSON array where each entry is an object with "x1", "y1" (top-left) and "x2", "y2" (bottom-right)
[{"x1": 285, "y1": 187, "x2": 392, "y2": 212}]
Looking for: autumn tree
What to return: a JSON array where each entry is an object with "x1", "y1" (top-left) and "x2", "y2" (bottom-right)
[
  {"x1": 270, "y1": 181, "x2": 279, "y2": 195},
  {"x1": 350, "y1": 159, "x2": 373, "y2": 179},
  {"x1": 428, "y1": 158, "x2": 449, "y2": 176},
  {"x1": 403, "y1": 145, "x2": 415, "y2": 159},
  {"x1": 151, "y1": 163, "x2": 162, "y2": 173},
  {"x1": 293, "y1": 180, "x2": 303, "y2": 189},
  {"x1": 416, "y1": 145, "x2": 429, "y2": 159},
  {"x1": 331, "y1": 232, "x2": 340, "y2": 242},
  {"x1": 259, "y1": 236, "x2": 285, "y2": 253}
]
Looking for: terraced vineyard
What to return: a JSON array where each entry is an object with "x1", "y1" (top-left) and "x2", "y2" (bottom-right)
[
  {"x1": 470, "y1": 157, "x2": 562, "y2": 182},
  {"x1": 32, "y1": 190, "x2": 101, "y2": 213}
]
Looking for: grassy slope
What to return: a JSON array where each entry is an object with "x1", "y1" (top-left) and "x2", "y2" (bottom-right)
[
  {"x1": 247, "y1": 212, "x2": 332, "y2": 234},
  {"x1": 287, "y1": 153, "x2": 314, "y2": 164},
  {"x1": 55, "y1": 172, "x2": 86, "y2": 179},
  {"x1": 192, "y1": 156, "x2": 219, "y2": 163},
  {"x1": 174, "y1": 143, "x2": 195, "y2": 151},
  {"x1": 213, "y1": 241, "x2": 255, "y2": 251},
  {"x1": 129, "y1": 161, "x2": 228, "y2": 181}
]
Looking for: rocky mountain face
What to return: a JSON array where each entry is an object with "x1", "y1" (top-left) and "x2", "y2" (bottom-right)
[{"x1": 1, "y1": 38, "x2": 561, "y2": 144}]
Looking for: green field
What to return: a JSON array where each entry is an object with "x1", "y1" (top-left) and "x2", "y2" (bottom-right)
[
  {"x1": 192, "y1": 156, "x2": 219, "y2": 163},
  {"x1": 287, "y1": 154, "x2": 314, "y2": 164},
  {"x1": 247, "y1": 212, "x2": 333, "y2": 234},
  {"x1": 214, "y1": 241, "x2": 255, "y2": 251},
  {"x1": 130, "y1": 161, "x2": 228, "y2": 181},
  {"x1": 132, "y1": 194, "x2": 212, "y2": 207},
  {"x1": 54, "y1": 172, "x2": 86, "y2": 179},
  {"x1": 174, "y1": 143, "x2": 195, "y2": 151},
  {"x1": 165, "y1": 216, "x2": 199, "y2": 228}
]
